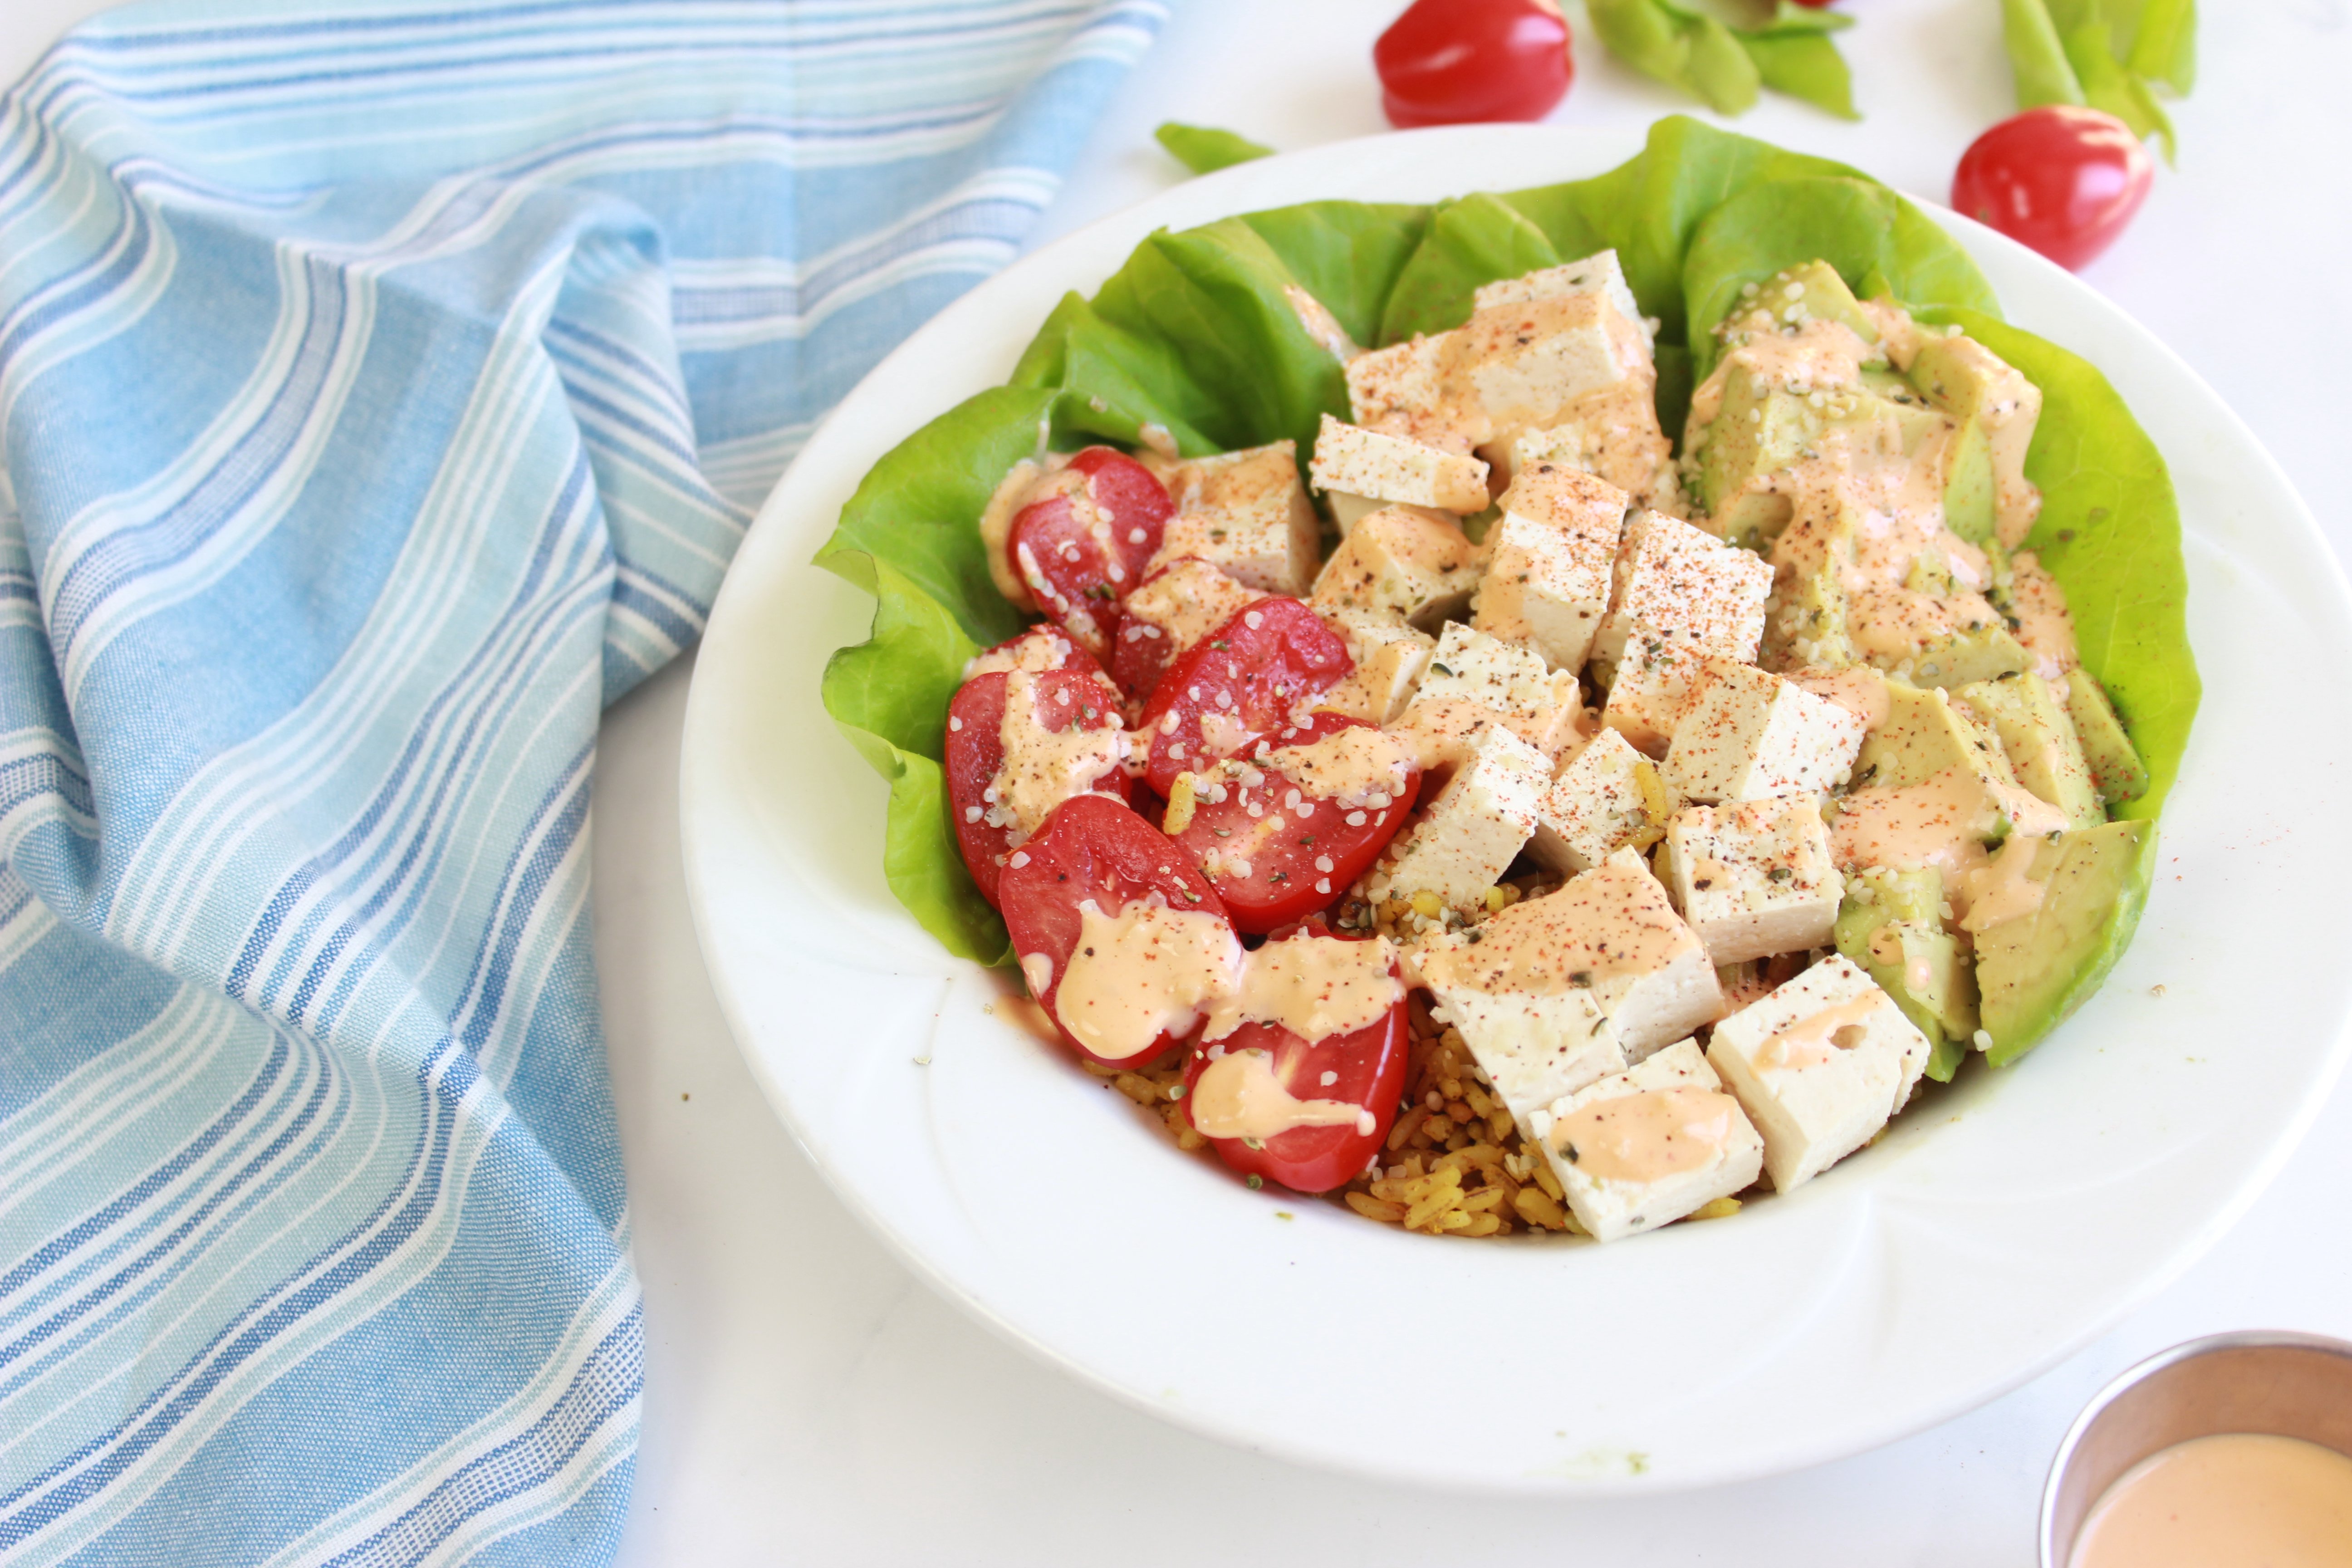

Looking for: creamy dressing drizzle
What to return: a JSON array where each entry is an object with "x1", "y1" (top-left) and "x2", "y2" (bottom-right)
[
  {"x1": 1549, "y1": 1086, "x2": 1740, "y2": 1182},
  {"x1": 1957, "y1": 832, "x2": 2050, "y2": 934},
  {"x1": 1189, "y1": 1048, "x2": 1375, "y2": 1142},
  {"x1": 964, "y1": 629, "x2": 1070, "y2": 681},
  {"x1": 1789, "y1": 667, "x2": 1891, "y2": 728},
  {"x1": 978, "y1": 459, "x2": 1044, "y2": 610},
  {"x1": 1263, "y1": 726, "x2": 1416, "y2": 807},
  {"x1": 1050, "y1": 898, "x2": 1243, "y2": 1062},
  {"x1": 2006, "y1": 550, "x2": 2080, "y2": 681},
  {"x1": 2072, "y1": 1433, "x2": 2352, "y2": 1568},
  {"x1": 1202, "y1": 935, "x2": 1401, "y2": 1044},
  {"x1": 1411, "y1": 857, "x2": 1697, "y2": 994},
  {"x1": 992, "y1": 671, "x2": 1125, "y2": 836},
  {"x1": 1755, "y1": 993, "x2": 1886, "y2": 1070}
]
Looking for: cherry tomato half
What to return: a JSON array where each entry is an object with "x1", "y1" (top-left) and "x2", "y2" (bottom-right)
[
  {"x1": 945, "y1": 629, "x2": 1129, "y2": 907},
  {"x1": 1950, "y1": 106, "x2": 2154, "y2": 272},
  {"x1": 1180, "y1": 930, "x2": 1410, "y2": 1194},
  {"x1": 1135, "y1": 597, "x2": 1352, "y2": 797},
  {"x1": 1166, "y1": 713, "x2": 1421, "y2": 933},
  {"x1": 1008, "y1": 447, "x2": 1175, "y2": 662},
  {"x1": 1374, "y1": 0, "x2": 1572, "y2": 130},
  {"x1": 999, "y1": 794, "x2": 1236, "y2": 1069},
  {"x1": 1108, "y1": 558, "x2": 1259, "y2": 710}
]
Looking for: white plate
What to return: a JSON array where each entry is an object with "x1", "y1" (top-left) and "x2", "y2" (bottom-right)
[{"x1": 679, "y1": 125, "x2": 2352, "y2": 1494}]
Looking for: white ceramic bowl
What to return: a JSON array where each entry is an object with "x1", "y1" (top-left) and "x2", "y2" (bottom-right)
[{"x1": 679, "y1": 125, "x2": 2352, "y2": 1494}]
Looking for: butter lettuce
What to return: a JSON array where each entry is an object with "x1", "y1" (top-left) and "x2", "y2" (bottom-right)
[{"x1": 814, "y1": 116, "x2": 2196, "y2": 962}]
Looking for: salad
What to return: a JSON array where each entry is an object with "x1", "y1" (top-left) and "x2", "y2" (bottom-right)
[{"x1": 818, "y1": 119, "x2": 2196, "y2": 1244}]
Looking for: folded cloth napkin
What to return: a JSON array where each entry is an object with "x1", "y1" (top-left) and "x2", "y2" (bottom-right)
[{"x1": 0, "y1": 1, "x2": 1163, "y2": 1560}]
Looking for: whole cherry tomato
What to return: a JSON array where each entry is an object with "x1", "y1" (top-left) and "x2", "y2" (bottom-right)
[
  {"x1": 1950, "y1": 107, "x2": 2154, "y2": 272},
  {"x1": 1374, "y1": 0, "x2": 1573, "y2": 130}
]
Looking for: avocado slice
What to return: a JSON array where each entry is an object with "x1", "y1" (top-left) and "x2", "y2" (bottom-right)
[
  {"x1": 1852, "y1": 682, "x2": 2017, "y2": 793},
  {"x1": 1834, "y1": 866, "x2": 1980, "y2": 1081},
  {"x1": 2064, "y1": 670, "x2": 2149, "y2": 807},
  {"x1": 1771, "y1": 260, "x2": 1882, "y2": 345},
  {"x1": 1974, "y1": 820, "x2": 2160, "y2": 1066},
  {"x1": 1908, "y1": 332, "x2": 2042, "y2": 546},
  {"x1": 1765, "y1": 558, "x2": 1859, "y2": 670},
  {"x1": 1956, "y1": 671, "x2": 2104, "y2": 829}
]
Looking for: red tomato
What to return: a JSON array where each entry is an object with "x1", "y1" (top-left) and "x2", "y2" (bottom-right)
[
  {"x1": 1165, "y1": 713, "x2": 1421, "y2": 933},
  {"x1": 944, "y1": 629, "x2": 1129, "y2": 907},
  {"x1": 1374, "y1": 0, "x2": 1572, "y2": 130},
  {"x1": 1107, "y1": 560, "x2": 1253, "y2": 710},
  {"x1": 1180, "y1": 931, "x2": 1410, "y2": 1194},
  {"x1": 1007, "y1": 448, "x2": 1176, "y2": 661},
  {"x1": 1134, "y1": 598, "x2": 1352, "y2": 797},
  {"x1": 1950, "y1": 107, "x2": 2154, "y2": 272},
  {"x1": 999, "y1": 794, "x2": 1236, "y2": 1068}
]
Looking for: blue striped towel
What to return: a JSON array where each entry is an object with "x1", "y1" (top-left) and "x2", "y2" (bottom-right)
[{"x1": 0, "y1": 1, "x2": 1164, "y2": 1560}]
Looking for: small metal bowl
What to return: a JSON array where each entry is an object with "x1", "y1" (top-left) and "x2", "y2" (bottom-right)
[{"x1": 2039, "y1": 1329, "x2": 2352, "y2": 1567}]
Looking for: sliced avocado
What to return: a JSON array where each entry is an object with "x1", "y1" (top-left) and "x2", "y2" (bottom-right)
[
  {"x1": 1975, "y1": 820, "x2": 2160, "y2": 1066},
  {"x1": 1764, "y1": 559, "x2": 1858, "y2": 670},
  {"x1": 2064, "y1": 670, "x2": 2149, "y2": 807},
  {"x1": 1957, "y1": 672, "x2": 2103, "y2": 830},
  {"x1": 1908, "y1": 331, "x2": 2041, "y2": 544},
  {"x1": 1834, "y1": 867, "x2": 1980, "y2": 1081},
  {"x1": 1938, "y1": 417, "x2": 1998, "y2": 547},
  {"x1": 1772, "y1": 260, "x2": 1882, "y2": 345},
  {"x1": 1852, "y1": 682, "x2": 2017, "y2": 793},
  {"x1": 1908, "y1": 622, "x2": 2031, "y2": 690}
]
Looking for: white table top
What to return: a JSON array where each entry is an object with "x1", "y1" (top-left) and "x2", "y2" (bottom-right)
[{"x1": 9, "y1": 1, "x2": 2350, "y2": 1561}]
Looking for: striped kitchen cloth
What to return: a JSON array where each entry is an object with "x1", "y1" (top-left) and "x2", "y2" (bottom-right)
[{"x1": 0, "y1": 1, "x2": 1165, "y2": 1562}]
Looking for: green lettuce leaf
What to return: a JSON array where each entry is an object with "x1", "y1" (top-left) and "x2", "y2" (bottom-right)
[
  {"x1": 2001, "y1": 0, "x2": 2190, "y2": 161},
  {"x1": 1153, "y1": 122, "x2": 1273, "y2": 175},
  {"x1": 1587, "y1": 0, "x2": 1859, "y2": 121},
  {"x1": 1922, "y1": 309, "x2": 2199, "y2": 819}
]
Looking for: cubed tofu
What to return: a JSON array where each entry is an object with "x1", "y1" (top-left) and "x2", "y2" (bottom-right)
[
  {"x1": 1345, "y1": 334, "x2": 1477, "y2": 453},
  {"x1": 1659, "y1": 799, "x2": 1842, "y2": 965},
  {"x1": 1707, "y1": 954, "x2": 1931, "y2": 1193},
  {"x1": 1308, "y1": 414, "x2": 1491, "y2": 515},
  {"x1": 1380, "y1": 724, "x2": 1548, "y2": 912},
  {"x1": 1471, "y1": 250, "x2": 1652, "y2": 356},
  {"x1": 1118, "y1": 558, "x2": 1257, "y2": 668},
  {"x1": 1311, "y1": 607, "x2": 1435, "y2": 726},
  {"x1": 1392, "y1": 622, "x2": 1583, "y2": 775},
  {"x1": 1417, "y1": 980, "x2": 1627, "y2": 1144},
  {"x1": 1599, "y1": 622, "x2": 1713, "y2": 757},
  {"x1": 1529, "y1": 728, "x2": 1667, "y2": 875},
  {"x1": 1531, "y1": 1039, "x2": 1765, "y2": 1244},
  {"x1": 1151, "y1": 441, "x2": 1321, "y2": 595},
  {"x1": 1470, "y1": 462, "x2": 1627, "y2": 672},
  {"x1": 1309, "y1": 505, "x2": 1481, "y2": 629},
  {"x1": 1447, "y1": 291, "x2": 1637, "y2": 438},
  {"x1": 1592, "y1": 510, "x2": 1773, "y2": 670},
  {"x1": 1411, "y1": 847, "x2": 1719, "y2": 1063},
  {"x1": 1664, "y1": 657, "x2": 1869, "y2": 804}
]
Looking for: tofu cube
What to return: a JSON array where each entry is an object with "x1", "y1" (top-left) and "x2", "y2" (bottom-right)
[
  {"x1": 1345, "y1": 334, "x2": 1478, "y2": 453},
  {"x1": 1151, "y1": 441, "x2": 1321, "y2": 596},
  {"x1": 1311, "y1": 607, "x2": 1435, "y2": 726},
  {"x1": 1411, "y1": 848, "x2": 1720, "y2": 1064},
  {"x1": 1471, "y1": 250, "x2": 1652, "y2": 355},
  {"x1": 1392, "y1": 622, "x2": 1583, "y2": 775},
  {"x1": 1118, "y1": 559, "x2": 1257, "y2": 668},
  {"x1": 1600, "y1": 622, "x2": 1713, "y2": 757},
  {"x1": 1500, "y1": 402, "x2": 1685, "y2": 519},
  {"x1": 1592, "y1": 510, "x2": 1773, "y2": 670},
  {"x1": 1309, "y1": 413, "x2": 1491, "y2": 514},
  {"x1": 1446, "y1": 291, "x2": 1637, "y2": 438},
  {"x1": 1659, "y1": 800, "x2": 1842, "y2": 965},
  {"x1": 1529, "y1": 728, "x2": 1666, "y2": 876},
  {"x1": 1414, "y1": 977, "x2": 1627, "y2": 1143},
  {"x1": 1470, "y1": 462, "x2": 1627, "y2": 672},
  {"x1": 1531, "y1": 1039, "x2": 1765, "y2": 1244},
  {"x1": 1309, "y1": 505, "x2": 1480, "y2": 629},
  {"x1": 1707, "y1": 954, "x2": 1931, "y2": 1193},
  {"x1": 1664, "y1": 657, "x2": 1869, "y2": 804},
  {"x1": 1380, "y1": 724, "x2": 1548, "y2": 912}
]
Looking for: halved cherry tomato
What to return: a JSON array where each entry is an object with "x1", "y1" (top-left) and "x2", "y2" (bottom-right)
[
  {"x1": 1165, "y1": 713, "x2": 1421, "y2": 933},
  {"x1": 1108, "y1": 559, "x2": 1259, "y2": 710},
  {"x1": 1135, "y1": 598, "x2": 1352, "y2": 797},
  {"x1": 999, "y1": 794, "x2": 1236, "y2": 1069},
  {"x1": 1374, "y1": 0, "x2": 1572, "y2": 130},
  {"x1": 1007, "y1": 448, "x2": 1175, "y2": 661},
  {"x1": 1950, "y1": 107, "x2": 2153, "y2": 272},
  {"x1": 945, "y1": 629, "x2": 1129, "y2": 907},
  {"x1": 1180, "y1": 930, "x2": 1410, "y2": 1194}
]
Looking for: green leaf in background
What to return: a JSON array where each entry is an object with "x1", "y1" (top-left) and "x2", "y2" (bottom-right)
[
  {"x1": 1153, "y1": 122, "x2": 1274, "y2": 176},
  {"x1": 2118, "y1": 0, "x2": 2196, "y2": 95},
  {"x1": 2001, "y1": 0, "x2": 2190, "y2": 161},
  {"x1": 1682, "y1": 175, "x2": 2002, "y2": 379},
  {"x1": 1588, "y1": 0, "x2": 1858, "y2": 120},
  {"x1": 1923, "y1": 309, "x2": 2199, "y2": 820},
  {"x1": 811, "y1": 116, "x2": 2194, "y2": 960}
]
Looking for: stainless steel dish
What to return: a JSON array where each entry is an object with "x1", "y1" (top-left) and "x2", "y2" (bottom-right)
[{"x1": 2040, "y1": 1329, "x2": 2352, "y2": 1567}]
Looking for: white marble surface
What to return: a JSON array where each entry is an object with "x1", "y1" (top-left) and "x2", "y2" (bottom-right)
[{"x1": 7, "y1": 1, "x2": 2351, "y2": 1562}]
